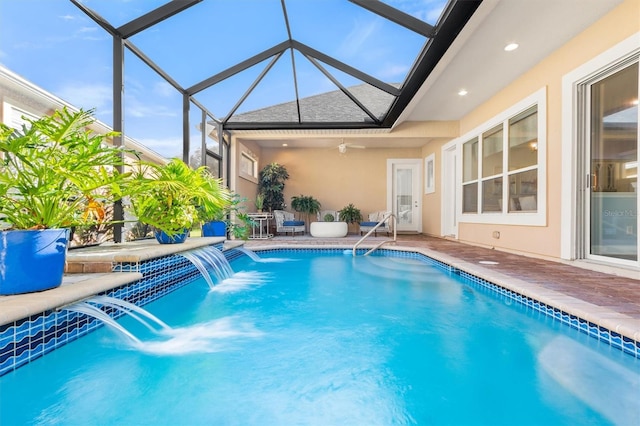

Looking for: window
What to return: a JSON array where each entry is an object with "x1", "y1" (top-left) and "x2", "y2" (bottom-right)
[
  {"x1": 459, "y1": 88, "x2": 546, "y2": 225},
  {"x1": 462, "y1": 137, "x2": 478, "y2": 213},
  {"x1": 424, "y1": 154, "x2": 435, "y2": 194},
  {"x1": 238, "y1": 144, "x2": 258, "y2": 183}
]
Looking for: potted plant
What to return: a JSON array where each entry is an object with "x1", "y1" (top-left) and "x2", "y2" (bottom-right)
[
  {"x1": 127, "y1": 158, "x2": 229, "y2": 244},
  {"x1": 258, "y1": 162, "x2": 289, "y2": 211},
  {"x1": 338, "y1": 203, "x2": 363, "y2": 234},
  {"x1": 291, "y1": 194, "x2": 321, "y2": 232},
  {"x1": 200, "y1": 191, "x2": 252, "y2": 239},
  {"x1": 0, "y1": 107, "x2": 130, "y2": 295},
  {"x1": 254, "y1": 193, "x2": 265, "y2": 212}
]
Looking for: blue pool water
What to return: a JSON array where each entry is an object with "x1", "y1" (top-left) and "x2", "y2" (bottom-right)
[{"x1": 1, "y1": 250, "x2": 639, "y2": 425}]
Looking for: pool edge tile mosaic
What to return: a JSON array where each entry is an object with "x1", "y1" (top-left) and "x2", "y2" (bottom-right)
[{"x1": 1, "y1": 245, "x2": 637, "y2": 377}]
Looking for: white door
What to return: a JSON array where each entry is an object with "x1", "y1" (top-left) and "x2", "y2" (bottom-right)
[
  {"x1": 442, "y1": 144, "x2": 458, "y2": 237},
  {"x1": 387, "y1": 159, "x2": 422, "y2": 232}
]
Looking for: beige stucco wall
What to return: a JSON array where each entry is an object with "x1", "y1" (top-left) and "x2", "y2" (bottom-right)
[
  {"x1": 233, "y1": 139, "x2": 262, "y2": 211},
  {"x1": 455, "y1": 0, "x2": 639, "y2": 258},
  {"x1": 421, "y1": 140, "x2": 447, "y2": 236},
  {"x1": 259, "y1": 146, "x2": 422, "y2": 220}
]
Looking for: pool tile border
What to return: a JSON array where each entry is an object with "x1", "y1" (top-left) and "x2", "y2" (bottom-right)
[
  {"x1": 251, "y1": 247, "x2": 640, "y2": 358},
  {"x1": 1, "y1": 244, "x2": 638, "y2": 377},
  {"x1": 0, "y1": 243, "x2": 224, "y2": 376}
]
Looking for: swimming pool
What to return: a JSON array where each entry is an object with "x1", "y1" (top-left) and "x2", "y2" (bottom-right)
[{"x1": 1, "y1": 249, "x2": 638, "y2": 425}]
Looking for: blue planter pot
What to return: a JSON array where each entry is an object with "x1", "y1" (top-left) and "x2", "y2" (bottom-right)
[
  {"x1": 154, "y1": 229, "x2": 189, "y2": 244},
  {"x1": 202, "y1": 221, "x2": 226, "y2": 237},
  {"x1": 0, "y1": 228, "x2": 69, "y2": 295}
]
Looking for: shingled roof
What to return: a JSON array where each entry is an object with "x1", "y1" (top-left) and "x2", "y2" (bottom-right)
[{"x1": 230, "y1": 83, "x2": 399, "y2": 124}]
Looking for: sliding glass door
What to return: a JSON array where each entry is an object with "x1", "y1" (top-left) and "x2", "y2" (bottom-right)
[{"x1": 588, "y1": 62, "x2": 639, "y2": 262}]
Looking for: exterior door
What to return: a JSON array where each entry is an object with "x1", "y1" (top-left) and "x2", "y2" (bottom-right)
[
  {"x1": 587, "y1": 61, "x2": 639, "y2": 263},
  {"x1": 387, "y1": 159, "x2": 422, "y2": 232}
]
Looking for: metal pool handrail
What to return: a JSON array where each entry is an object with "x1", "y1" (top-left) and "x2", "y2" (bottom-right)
[{"x1": 352, "y1": 213, "x2": 397, "y2": 256}]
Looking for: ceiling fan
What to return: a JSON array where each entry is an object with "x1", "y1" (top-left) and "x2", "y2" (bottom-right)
[{"x1": 337, "y1": 141, "x2": 365, "y2": 154}]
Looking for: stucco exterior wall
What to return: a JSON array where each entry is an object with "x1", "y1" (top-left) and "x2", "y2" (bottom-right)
[
  {"x1": 455, "y1": 0, "x2": 639, "y2": 258},
  {"x1": 421, "y1": 140, "x2": 446, "y2": 236},
  {"x1": 260, "y1": 146, "x2": 422, "y2": 219},
  {"x1": 233, "y1": 139, "x2": 262, "y2": 211}
]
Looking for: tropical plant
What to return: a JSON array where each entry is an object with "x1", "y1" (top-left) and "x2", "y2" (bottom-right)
[
  {"x1": 338, "y1": 203, "x2": 363, "y2": 224},
  {"x1": 0, "y1": 107, "x2": 130, "y2": 231},
  {"x1": 254, "y1": 193, "x2": 264, "y2": 212},
  {"x1": 127, "y1": 158, "x2": 230, "y2": 237},
  {"x1": 258, "y1": 162, "x2": 289, "y2": 211},
  {"x1": 291, "y1": 194, "x2": 321, "y2": 231},
  {"x1": 200, "y1": 191, "x2": 253, "y2": 240}
]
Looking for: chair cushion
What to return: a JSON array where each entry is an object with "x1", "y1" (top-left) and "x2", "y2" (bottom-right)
[
  {"x1": 283, "y1": 220, "x2": 305, "y2": 226},
  {"x1": 359, "y1": 221, "x2": 379, "y2": 226}
]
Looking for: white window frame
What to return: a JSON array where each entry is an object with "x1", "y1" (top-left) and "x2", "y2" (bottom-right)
[
  {"x1": 456, "y1": 87, "x2": 547, "y2": 226},
  {"x1": 561, "y1": 32, "x2": 640, "y2": 260},
  {"x1": 424, "y1": 153, "x2": 435, "y2": 194},
  {"x1": 238, "y1": 143, "x2": 258, "y2": 184}
]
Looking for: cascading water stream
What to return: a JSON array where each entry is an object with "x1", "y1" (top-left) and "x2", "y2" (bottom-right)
[
  {"x1": 236, "y1": 247, "x2": 262, "y2": 262},
  {"x1": 88, "y1": 295, "x2": 171, "y2": 333},
  {"x1": 180, "y1": 251, "x2": 216, "y2": 289},
  {"x1": 64, "y1": 302, "x2": 141, "y2": 344},
  {"x1": 179, "y1": 246, "x2": 235, "y2": 289}
]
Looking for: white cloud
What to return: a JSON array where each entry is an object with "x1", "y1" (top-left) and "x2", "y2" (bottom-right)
[
  {"x1": 153, "y1": 81, "x2": 176, "y2": 98},
  {"x1": 125, "y1": 101, "x2": 177, "y2": 119},
  {"x1": 78, "y1": 26, "x2": 98, "y2": 33},
  {"x1": 55, "y1": 83, "x2": 112, "y2": 111},
  {"x1": 384, "y1": 0, "x2": 446, "y2": 23},
  {"x1": 378, "y1": 64, "x2": 410, "y2": 80},
  {"x1": 339, "y1": 19, "x2": 380, "y2": 57},
  {"x1": 136, "y1": 136, "x2": 182, "y2": 158}
]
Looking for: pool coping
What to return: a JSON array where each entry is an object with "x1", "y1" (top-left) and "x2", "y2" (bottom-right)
[
  {"x1": 1, "y1": 240, "x2": 638, "y2": 353},
  {"x1": 0, "y1": 237, "x2": 226, "y2": 327}
]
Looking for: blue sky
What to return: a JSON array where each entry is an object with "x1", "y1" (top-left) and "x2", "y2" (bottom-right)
[{"x1": 0, "y1": 0, "x2": 447, "y2": 158}]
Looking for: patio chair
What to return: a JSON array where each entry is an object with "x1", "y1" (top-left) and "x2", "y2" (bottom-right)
[
  {"x1": 359, "y1": 211, "x2": 391, "y2": 236},
  {"x1": 273, "y1": 210, "x2": 306, "y2": 236}
]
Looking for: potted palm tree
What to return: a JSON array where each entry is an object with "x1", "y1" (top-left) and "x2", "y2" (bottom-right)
[
  {"x1": 291, "y1": 194, "x2": 321, "y2": 232},
  {"x1": 127, "y1": 158, "x2": 229, "y2": 244},
  {"x1": 0, "y1": 107, "x2": 130, "y2": 295},
  {"x1": 338, "y1": 203, "x2": 363, "y2": 234}
]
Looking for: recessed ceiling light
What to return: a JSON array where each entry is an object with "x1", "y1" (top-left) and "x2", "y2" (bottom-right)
[
  {"x1": 504, "y1": 43, "x2": 519, "y2": 52},
  {"x1": 458, "y1": 89, "x2": 468, "y2": 96},
  {"x1": 282, "y1": 143, "x2": 288, "y2": 147}
]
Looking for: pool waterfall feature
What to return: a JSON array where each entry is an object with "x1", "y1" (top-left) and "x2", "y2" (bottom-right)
[
  {"x1": 0, "y1": 240, "x2": 638, "y2": 378},
  {"x1": 64, "y1": 295, "x2": 173, "y2": 345},
  {"x1": 59, "y1": 248, "x2": 261, "y2": 346},
  {"x1": 0, "y1": 240, "x2": 277, "y2": 375},
  {"x1": 179, "y1": 246, "x2": 235, "y2": 289}
]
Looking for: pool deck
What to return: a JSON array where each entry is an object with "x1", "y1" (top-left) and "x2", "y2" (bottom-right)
[{"x1": 1, "y1": 234, "x2": 639, "y2": 346}]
